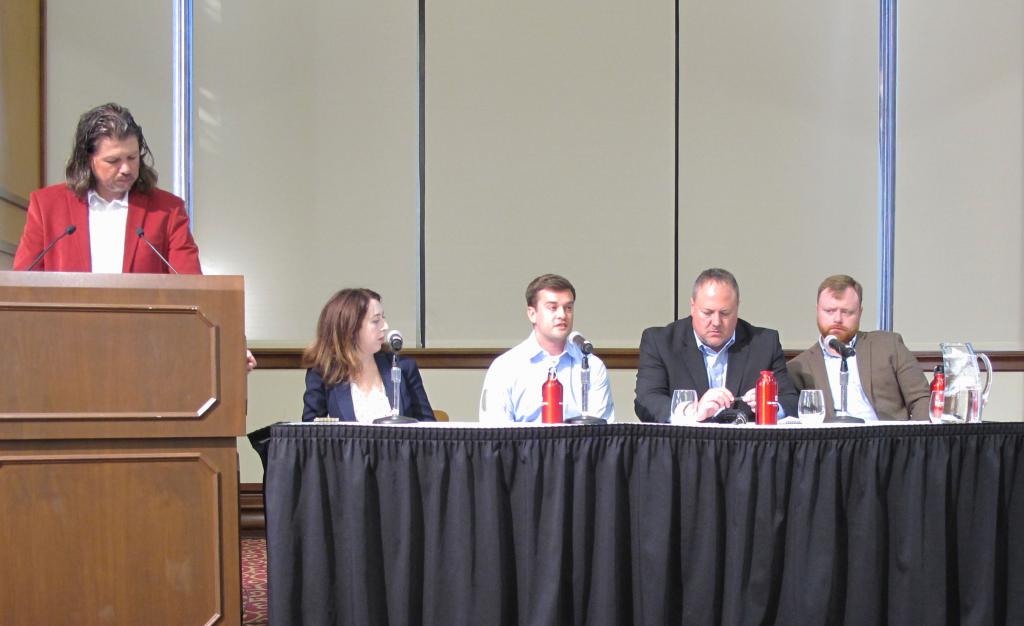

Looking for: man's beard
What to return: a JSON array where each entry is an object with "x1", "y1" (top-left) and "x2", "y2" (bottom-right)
[{"x1": 819, "y1": 324, "x2": 856, "y2": 344}]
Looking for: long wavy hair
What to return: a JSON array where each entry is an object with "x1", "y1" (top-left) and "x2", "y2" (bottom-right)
[
  {"x1": 302, "y1": 288, "x2": 382, "y2": 386},
  {"x1": 65, "y1": 103, "x2": 158, "y2": 199}
]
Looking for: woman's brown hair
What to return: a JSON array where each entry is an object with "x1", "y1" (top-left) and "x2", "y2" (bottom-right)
[{"x1": 301, "y1": 288, "x2": 382, "y2": 386}]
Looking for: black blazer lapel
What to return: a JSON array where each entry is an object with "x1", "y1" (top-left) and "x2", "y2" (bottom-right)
[
  {"x1": 331, "y1": 382, "x2": 357, "y2": 421},
  {"x1": 724, "y1": 323, "x2": 750, "y2": 395}
]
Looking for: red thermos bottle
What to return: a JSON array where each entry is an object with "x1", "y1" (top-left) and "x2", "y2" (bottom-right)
[
  {"x1": 756, "y1": 370, "x2": 778, "y2": 425},
  {"x1": 930, "y1": 365, "x2": 945, "y2": 419},
  {"x1": 541, "y1": 367, "x2": 563, "y2": 423}
]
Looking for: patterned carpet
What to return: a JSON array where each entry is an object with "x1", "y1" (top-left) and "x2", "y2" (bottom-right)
[{"x1": 242, "y1": 538, "x2": 268, "y2": 625}]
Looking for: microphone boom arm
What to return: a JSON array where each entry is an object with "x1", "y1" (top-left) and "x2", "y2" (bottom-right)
[
  {"x1": 136, "y1": 227, "x2": 178, "y2": 274},
  {"x1": 26, "y1": 225, "x2": 76, "y2": 271}
]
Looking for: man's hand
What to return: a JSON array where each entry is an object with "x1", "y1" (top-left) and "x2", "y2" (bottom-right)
[
  {"x1": 246, "y1": 349, "x2": 257, "y2": 373},
  {"x1": 740, "y1": 388, "x2": 756, "y2": 411},
  {"x1": 697, "y1": 387, "x2": 735, "y2": 420}
]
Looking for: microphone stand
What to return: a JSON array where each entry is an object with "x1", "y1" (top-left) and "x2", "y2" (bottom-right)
[
  {"x1": 26, "y1": 225, "x2": 76, "y2": 270},
  {"x1": 826, "y1": 352, "x2": 864, "y2": 424},
  {"x1": 566, "y1": 354, "x2": 605, "y2": 425},
  {"x1": 373, "y1": 352, "x2": 416, "y2": 425},
  {"x1": 136, "y1": 228, "x2": 178, "y2": 274},
  {"x1": 840, "y1": 356, "x2": 849, "y2": 414}
]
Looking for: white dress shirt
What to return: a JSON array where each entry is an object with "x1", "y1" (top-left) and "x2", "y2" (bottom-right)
[
  {"x1": 87, "y1": 190, "x2": 129, "y2": 273},
  {"x1": 351, "y1": 383, "x2": 393, "y2": 423}
]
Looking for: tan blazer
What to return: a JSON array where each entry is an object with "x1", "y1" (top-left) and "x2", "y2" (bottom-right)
[{"x1": 786, "y1": 331, "x2": 930, "y2": 420}]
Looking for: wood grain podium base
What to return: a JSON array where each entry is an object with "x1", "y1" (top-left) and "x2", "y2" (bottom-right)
[
  {"x1": 0, "y1": 272, "x2": 245, "y2": 625},
  {"x1": 0, "y1": 439, "x2": 240, "y2": 624}
]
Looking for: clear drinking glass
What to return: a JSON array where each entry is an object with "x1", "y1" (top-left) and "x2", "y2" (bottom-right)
[
  {"x1": 797, "y1": 390, "x2": 826, "y2": 425},
  {"x1": 670, "y1": 389, "x2": 699, "y2": 423}
]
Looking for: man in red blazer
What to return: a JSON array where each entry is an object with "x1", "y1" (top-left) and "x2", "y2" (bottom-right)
[
  {"x1": 13, "y1": 102, "x2": 201, "y2": 274},
  {"x1": 12, "y1": 104, "x2": 256, "y2": 371}
]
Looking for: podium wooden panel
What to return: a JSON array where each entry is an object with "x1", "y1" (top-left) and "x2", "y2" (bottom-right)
[{"x1": 0, "y1": 272, "x2": 245, "y2": 625}]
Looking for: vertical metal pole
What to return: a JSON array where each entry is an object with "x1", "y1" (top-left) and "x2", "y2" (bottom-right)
[
  {"x1": 417, "y1": 0, "x2": 426, "y2": 346},
  {"x1": 878, "y1": 0, "x2": 897, "y2": 330},
  {"x1": 172, "y1": 0, "x2": 194, "y2": 224},
  {"x1": 673, "y1": 0, "x2": 680, "y2": 321}
]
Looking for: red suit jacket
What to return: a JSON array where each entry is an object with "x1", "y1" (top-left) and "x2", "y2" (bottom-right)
[{"x1": 13, "y1": 183, "x2": 202, "y2": 274}]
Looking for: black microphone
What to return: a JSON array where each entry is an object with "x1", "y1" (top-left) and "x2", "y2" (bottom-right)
[
  {"x1": 568, "y1": 331, "x2": 593, "y2": 355},
  {"x1": 826, "y1": 335, "x2": 856, "y2": 358},
  {"x1": 135, "y1": 227, "x2": 178, "y2": 274},
  {"x1": 386, "y1": 329, "x2": 404, "y2": 352},
  {"x1": 26, "y1": 225, "x2": 76, "y2": 271}
]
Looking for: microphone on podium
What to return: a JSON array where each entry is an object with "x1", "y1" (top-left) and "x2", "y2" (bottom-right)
[
  {"x1": 136, "y1": 227, "x2": 178, "y2": 274},
  {"x1": 26, "y1": 225, "x2": 76, "y2": 271}
]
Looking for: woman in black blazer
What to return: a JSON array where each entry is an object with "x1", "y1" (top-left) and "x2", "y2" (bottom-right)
[{"x1": 301, "y1": 288, "x2": 435, "y2": 422}]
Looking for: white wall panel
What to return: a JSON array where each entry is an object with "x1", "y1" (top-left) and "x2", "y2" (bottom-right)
[
  {"x1": 425, "y1": 1, "x2": 676, "y2": 348},
  {"x1": 896, "y1": 0, "x2": 1023, "y2": 352},
  {"x1": 45, "y1": 0, "x2": 172, "y2": 187},
  {"x1": 193, "y1": 1, "x2": 420, "y2": 343},
  {"x1": 678, "y1": 1, "x2": 879, "y2": 348}
]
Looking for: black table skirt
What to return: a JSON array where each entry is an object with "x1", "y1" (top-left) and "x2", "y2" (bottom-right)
[{"x1": 262, "y1": 422, "x2": 1024, "y2": 626}]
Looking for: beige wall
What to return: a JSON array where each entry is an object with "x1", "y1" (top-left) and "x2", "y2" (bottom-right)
[
  {"x1": 678, "y1": 2, "x2": 880, "y2": 347},
  {"x1": 44, "y1": 0, "x2": 172, "y2": 186},
  {"x1": 425, "y1": 1, "x2": 675, "y2": 347},
  {"x1": 192, "y1": 1, "x2": 421, "y2": 344},
  {"x1": 895, "y1": 0, "x2": 1023, "y2": 351}
]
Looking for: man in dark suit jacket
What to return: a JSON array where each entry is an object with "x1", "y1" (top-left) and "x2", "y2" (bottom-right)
[
  {"x1": 635, "y1": 268, "x2": 798, "y2": 422},
  {"x1": 786, "y1": 274, "x2": 929, "y2": 420}
]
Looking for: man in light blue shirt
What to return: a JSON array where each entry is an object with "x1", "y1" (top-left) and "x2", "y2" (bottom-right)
[{"x1": 479, "y1": 274, "x2": 615, "y2": 423}]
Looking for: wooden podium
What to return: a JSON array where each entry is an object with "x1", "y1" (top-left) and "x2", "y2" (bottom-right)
[{"x1": 0, "y1": 272, "x2": 245, "y2": 625}]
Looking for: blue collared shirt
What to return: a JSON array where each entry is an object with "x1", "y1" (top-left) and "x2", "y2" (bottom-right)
[
  {"x1": 479, "y1": 332, "x2": 615, "y2": 423},
  {"x1": 694, "y1": 329, "x2": 786, "y2": 417},
  {"x1": 819, "y1": 335, "x2": 878, "y2": 420},
  {"x1": 694, "y1": 330, "x2": 736, "y2": 389}
]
